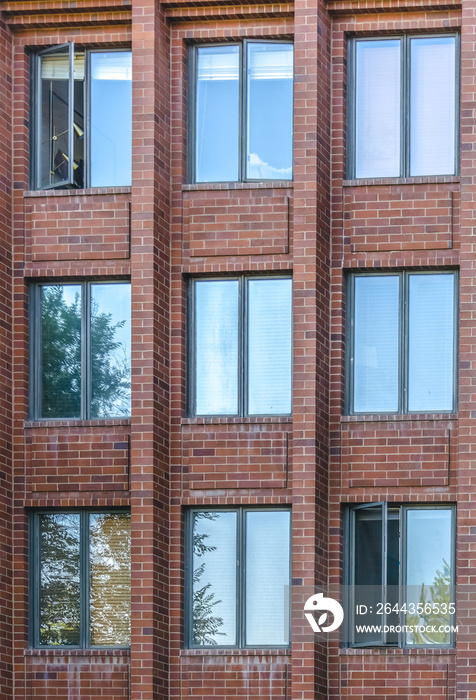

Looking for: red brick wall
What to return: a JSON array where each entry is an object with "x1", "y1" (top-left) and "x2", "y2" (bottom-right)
[
  {"x1": 25, "y1": 190, "x2": 131, "y2": 262},
  {"x1": 25, "y1": 652, "x2": 130, "y2": 699},
  {"x1": 183, "y1": 187, "x2": 292, "y2": 258},
  {"x1": 180, "y1": 652, "x2": 290, "y2": 698},
  {"x1": 339, "y1": 651, "x2": 455, "y2": 699},
  {"x1": 25, "y1": 422, "x2": 130, "y2": 493},
  {"x1": 340, "y1": 418, "x2": 455, "y2": 489},
  {"x1": 343, "y1": 182, "x2": 459, "y2": 253},
  {"x1": 181, "y1": 420, "x2": 291, "y2": 491}
]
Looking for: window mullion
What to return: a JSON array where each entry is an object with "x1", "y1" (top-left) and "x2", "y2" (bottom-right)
[
  {"x1": 241, "y1": 278, "x2": 247, "y2": 417},
  {"x1": 240, "y1": 42, "x2": 246, "y2": 182},
  {"x1": 80, "y1": 511, "x2": 89, "y2": 648},
  {"x1": 401, "y1": 37, "x2": 408, "y2": 177},
  {"x1": 238, "y1": 509, "x2": 244, "y2": 647},
  {"x1": 400, "y1": 273, "x2": 407, "y2": 414},
  {"x1": 84, "y1": 51, "x2": 91, "y2": 189},
  {"x1": 82, "y1": 283, "x2": 90, "y2": 420},
  {"x1": 382, "y1": 502, "x2": 388, "y2": 643}
]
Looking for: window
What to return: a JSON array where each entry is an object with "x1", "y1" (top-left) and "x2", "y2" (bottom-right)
[
  {"x1": 187, "y1": 508, "x2": 291, "y2": 647},
  {"x1": 347, "y1": 271, "x2": 457, "y2": 414},
  {"x1": 30, "y1": 281, "x2": 131, "y2": 419},
  {"x1": 189, "y1": 276, "x2": 292, "y2": 416},
  {"x1": 30, "y1": 510, "x2": 131, "y2": 647},
  {"x1": 348, "y1": 35, "x2": 458, "y2": 178},
  {"x1": 32, "y1": 43, "x2": 132, "y2": 189},
  {"x1": 189, "y1": 41, "x2": 294, "y2": 183},
  {"x1": 346, "y1": 504, "x2": 455, "y2": 647}
]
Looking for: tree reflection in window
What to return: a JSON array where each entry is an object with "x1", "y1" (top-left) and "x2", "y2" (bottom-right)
[
  {"x1": 36, "y1": 282, "x2": 131, "y2": 419},
  {"x1": 192, "y1": 512, "x2": 225, "y2": 645},
  {"x1": 39, "y1": 513, "x2": 81, "y2": 646}
]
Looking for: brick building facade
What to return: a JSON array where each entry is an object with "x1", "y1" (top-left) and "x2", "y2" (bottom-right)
[{"x1": 0, "y1": 0, "x2": 471, "y2": 698}]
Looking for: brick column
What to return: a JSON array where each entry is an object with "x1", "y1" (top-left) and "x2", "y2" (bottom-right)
[
  {"x1": 130, "y1": 1, "x2": 171, "y2": 698},
  {"x1": 0, "y1": 14, "x2": 13, "y2": 700},
  {"x1": 292, "y1": 0, "x2": 331, "y2": 695},
  {"x1": 456, "y1": 4, "x2": 476, "y2": 696}
]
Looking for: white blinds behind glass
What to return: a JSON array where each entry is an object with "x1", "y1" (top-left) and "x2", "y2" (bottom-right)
[
  {"x1": 355, "y1": 40, "x2": 401, "y2": 178},
  {"x1": 410, "y1": 37, "x2": 456, "y2": 176}
]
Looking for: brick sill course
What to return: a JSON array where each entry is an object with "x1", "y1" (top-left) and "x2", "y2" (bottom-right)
[
  {"x1": 183, "y1": 181, "x2": 293, "y2": 192},
  {"x1": 181, "y1": 647, "x2": 291, "y2": 656},
  {"x1": 25, "y1": 648, "x2": 130, "y2": 657},
  {"x1": 24, "y1": 186, "x2": 131, "y2": 198},
  {"x1": 182, "y1": 416, "x2": 292, "y2": 425},
  {"x1": 341, "y1": 413, "x2": 457, "y2": 423},
  {"x1": 343, "y1": 175, "x2": 460, "y2": 187},
  {"x1": 340, "y1": 646, "x2": 456, "y2": 656},
  {"x1": 25, "y1": 417, "x2": 131, "y2": 429}
]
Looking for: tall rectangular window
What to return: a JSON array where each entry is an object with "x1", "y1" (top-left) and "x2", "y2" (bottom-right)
[
  {"x1": 30, "y1": 281, "x2": 131, "y2": 419},
  {"x1": 31, "y1": 510, "x2": 131, "y2": 648},
  {"x1": 346, "y1": 504, "x2": 455, "y2": 648},
  {"x1": 347, "y1": 271, "x2": 457, "y2": 414},
  {"x1": 349, "y1": 35, "x2": 457, "y2": 179},
  {"x1": 190, "y1": 41, "x2": 293, "y2": 183},
  {"x1": 188, "y1": 508, "x2": 290, "y2": 648},
  {"x1": 34, "y1": 44, "x2": 132, "y2": 189},
  {"x1": 190, "y1": 276, "x2": 292, "y2": 416}
]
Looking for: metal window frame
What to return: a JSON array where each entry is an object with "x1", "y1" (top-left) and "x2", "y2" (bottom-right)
[
  {"x1": 347, "y1": 33, "x2": 460, "y2": 180},
  {"x1": 187, "y1": 274, "x2": 293, "y2": 417},
  {"x1": 187, "y1": 39, "x2": 294, "y2": 184},
  {"x1": 29, "y1": 508, "x2": 131, "y2": 649},
  {"x1": 345, "y1": 269, "x2": 459, "y2": 416},
  {"x1": 31, "y1": 44, "x2": 132, "y2": 190},
  {"x1": 29, "y1": 280, "x2": 131, "y2": 420},
  {"x1": 185, "y1": 506, "x2": 292, "y2": 650},
  {"x1": 345, "y1": 503, "x2": 456, "y2": 649}
]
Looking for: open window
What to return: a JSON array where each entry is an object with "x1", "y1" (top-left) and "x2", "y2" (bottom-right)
[
  {"x1": 346, "y1": 503, "x2": 456, "y2": 647},
  {"x1": 33, "y1": 43, "x2": 132, "y2": 189}
]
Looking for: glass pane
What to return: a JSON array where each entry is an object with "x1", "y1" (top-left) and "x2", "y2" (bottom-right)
[
  {"x1": 39, "y1": 48, "x2": 74, "y2": 188},
  {"x1": 245, "y1": 511, "x2": 290, "y2": 646},
  {"x1": 410, "y1": 37, "x2": 456, "y2": 176},
  {"x1": 408, "y1": 274, "x2": 455, "y2": 412},
  {"x1": 90, "y1": 513, "x2": 131, "y2": 646},
  {"x1": 41, "y1": 284, "x2": 82, "y2": 418},
  {"x1": 195, "y1": 280, "x2": 239, "y2": 415},
  {"x1": 73, "y1": 56, "x2": 85, "y2": 188},
  {"x1": 353, "y1": 505, "x2": 384, "y2": 645},
  {"x1": 38, "y1": 52, "x2": 84, "y2": 189},
  {"x1": 39, "y1": 513, "x2": 81, "y2": 646},
  {"x1": 90, "y1": 52, "x2": 132, "y2": 187},
  {"x1": 91, "y1": 283, "x2": 131, "y2": 418},
  {"x1": 353, "y1": 276, "x2": 400, "y2": 413},
  {"x1": 247, "y1": 278, "x2": 292, "y2": 415},
  {"x1": 355, "y1": 40, "x2": 401, "y2": 178},
  {"x1": 191, "y1": 512, "x2": 237, "y2": 646},
  {"x1": 246, "y1": 43, "x2": 293, "y2": 180},
  {"x1": 195, "y1": 46, "x2": 239, "y2": 182},
  {"x1": 405, "y1": 509, "x2": 453, "y2": 645}
]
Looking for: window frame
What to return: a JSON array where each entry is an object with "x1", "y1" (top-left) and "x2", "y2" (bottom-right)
[
  {"x1": 187, "y1": 38, "x2": 294, "y2": 184},
  {"x1": 31, "y1": 43, "x2": 132, "y2": 190},
  {"x1": 346, "y1": 33, "x2": 460, "y2": 180},
  {"x1": 345, "y1": 269, "x2": 459, "y2": 415},
  {"x1": 187, "y1": 274, "x2": 293, "y2": 417},
  {"x1": 185, "y1": 506, "x2": 292, "y2": 649},
  {"x1": 344, "y1": 503, "x2": 456, "y2": 649},
  {"x1": 29, "y1": 279, "x2": 131, "y2": 420},
  {"x1": 29, "y1": 508, "x2": 131, "y2": 649}
]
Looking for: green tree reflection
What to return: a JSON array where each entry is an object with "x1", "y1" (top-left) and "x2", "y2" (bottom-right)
[
  {"x1": 39, "y1": 514, "x2": 81, "y2": 645},
  {"x1": 192, "y1": 513, "x2": 225, "y2": 645},
  {"x1": 41, "y1": 285, "x2": 131, "y2": 417}
]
